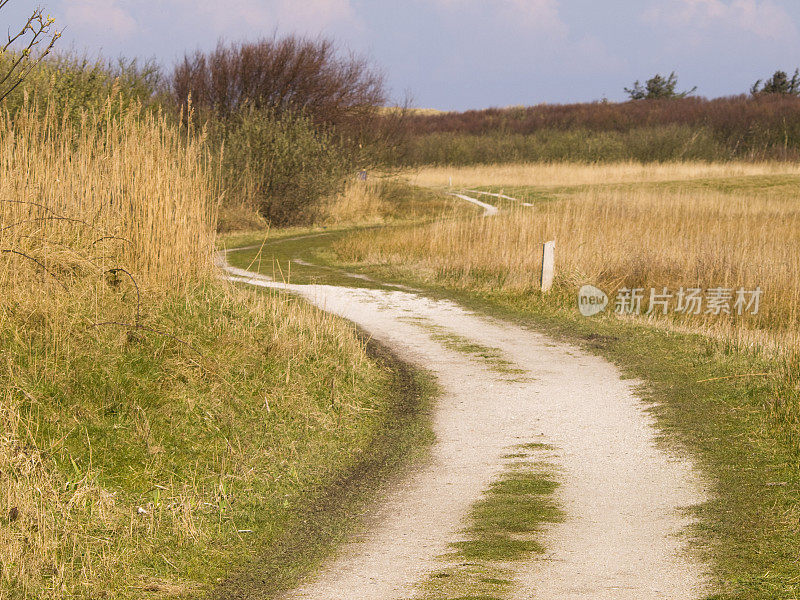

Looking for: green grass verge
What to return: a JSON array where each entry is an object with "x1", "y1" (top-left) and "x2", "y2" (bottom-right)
[
  {"x1": 214, "y1": 321, "x2": 436, "y2": 599},
  {"x1": 1, "y1": 282, "x2": 435, "y2": 599}
]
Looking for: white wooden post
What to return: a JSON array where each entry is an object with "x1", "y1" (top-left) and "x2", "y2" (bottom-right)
[{"x1": 541, "y1": 240, "x2": 556, "y2": 292}]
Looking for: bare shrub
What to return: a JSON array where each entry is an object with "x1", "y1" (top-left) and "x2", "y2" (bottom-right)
[{"x1": 171, "y1": 35, "x2": 386, "y2": 133}]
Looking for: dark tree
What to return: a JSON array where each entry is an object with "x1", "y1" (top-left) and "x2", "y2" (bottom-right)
[
  {"x1": 625, "y1": 72, "x2": 696, "y2": 100},
  {"x1": 751, "y1": 69, "x2": 800, "y2": 96}
]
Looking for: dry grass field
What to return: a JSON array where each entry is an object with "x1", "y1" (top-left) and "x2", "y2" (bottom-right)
[
  {"x1": 337, "y1": 162, "x2": 800, "y2": 354},
  {"x1": 409, "y1": 161, "x2": 800, "y2": 189}
]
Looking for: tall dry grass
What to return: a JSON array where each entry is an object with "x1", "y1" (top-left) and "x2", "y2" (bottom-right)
[
  {"x1": 410, "y1": 162, "x2": 800, "y2": 188},
  {"x1": 0, "y1": 98, "x2": 400, "y2": 599},
  {"x1": 0, "y1": 100, "x2": 216, "y2": 291},
  {"x1": 0, "y1": 99, "x2": 217, "y2": 597},
  {"x1": 338, "y1": 164, "x2": 800, "y2": 353},
  {"x1": 323, "y1": 179, "x2": 388, "y2": 225},
  {"x1": 410, "y1": 161, "x2": 800, "y2": 189}
]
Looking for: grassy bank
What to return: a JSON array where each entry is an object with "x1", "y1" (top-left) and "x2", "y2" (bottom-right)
[
  {"x1": 2, "y1": 283, "x2": 433, "y2": 599},
  {"x1": 0, "y1": 101, "x2": 434, "y2": 599}
]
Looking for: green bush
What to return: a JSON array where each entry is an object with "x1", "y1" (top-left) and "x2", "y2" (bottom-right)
[
  {"x1": 216, "y1": 107, "x2": 351, "y2": 225},
  {"x1": 0, "y1": 52, "x2": 161, "y2": 118}
]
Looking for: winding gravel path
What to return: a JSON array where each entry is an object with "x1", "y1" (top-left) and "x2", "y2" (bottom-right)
[{"x1": 220, "y1": 192, "x2": 708, "y2": 599}]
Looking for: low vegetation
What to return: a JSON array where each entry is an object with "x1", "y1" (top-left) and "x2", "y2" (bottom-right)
[
  {"x1": 322, "y1": 162, "x2": 800, "y2": 597},
  {"x1": 391, "y1": 95, "x2": 800, "y2": 164},
  {"x1": 214, "y1": 106, "x2": 348, "y2": 228},
  {"x1": 172, "y1": 36, "x2": 398, "y2": 227}
]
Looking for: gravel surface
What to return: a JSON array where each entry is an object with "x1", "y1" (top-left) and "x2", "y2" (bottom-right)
[{"x1": 224, "y1": 262, "x2": 709, "y2": 600}]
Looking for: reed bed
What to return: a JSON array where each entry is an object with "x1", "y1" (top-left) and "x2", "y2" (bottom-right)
[
  {"x1": 0, "y1": 99, "x2": 216, "y2": 597},
  {"x1": 0, "y1": 100, "x2": 216, "y2": 292}
]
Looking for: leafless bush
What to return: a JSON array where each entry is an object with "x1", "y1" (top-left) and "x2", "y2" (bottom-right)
[{"x1": 171, "y1": 35, "x2": 386, "y2": 133}]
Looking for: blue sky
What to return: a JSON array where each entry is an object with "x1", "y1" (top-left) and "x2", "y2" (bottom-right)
[{"x1": 6, "y1": 0, "x2": 800, "y2": 110}]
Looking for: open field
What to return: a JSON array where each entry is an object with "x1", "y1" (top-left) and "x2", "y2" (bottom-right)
[
  {"x1": 244, "y1": 164, "x2": 797, "y2": 598},
  {"x1": 409, "y1": 161, "x2": 800, "y2": 188},
  {"x1": 139, "y1": 155, "x2": 800, "y2": 599},
  {"x1": 338, "y1": 163, "x2": 800, "y2": 355}
]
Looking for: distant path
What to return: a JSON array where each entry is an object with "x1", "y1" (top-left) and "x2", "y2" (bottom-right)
[
  {"x1": 464, "y1": 189, "x2": 536, "y2": 206},
  {"x1": 448, "y1": 192, "x2": 499, "y2": 215},
  {"x1": 221, "y1": 194, "x2": 708, "y2": 599}
]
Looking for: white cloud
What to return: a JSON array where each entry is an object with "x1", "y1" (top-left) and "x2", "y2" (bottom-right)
[
  {"x1": 62, "y1": 0, "x2": 358, "y2": 42},
  {"x1": 431, "y1": 0, "x2": 567, "y2": 35},
  {"x1": 646, "y1": 0, "x2": 797, "y2": 40},
  {"x1": 174, "y1": 0, "x2": 358, "y2": 34},
  {"x1": 63, "y1": 0, "x2": 137, "y2": 38}
]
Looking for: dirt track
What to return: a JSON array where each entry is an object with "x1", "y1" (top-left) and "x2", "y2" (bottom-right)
[{"x1": 224, "y1": 249, "x2": 709, "y2": 599}]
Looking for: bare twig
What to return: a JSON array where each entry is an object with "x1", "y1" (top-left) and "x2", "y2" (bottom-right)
[
  {"x1": 0, "y1": 199, "x2": 59, "y2": 215},
  {"x1": 0, "y1": 6, "x2": 62, "y2": 102},
  {"x1": 1, "y1": 215, "x2": 101, "y2": 234},
  {"x1": 15, "y1": 235, "x2": 106, "y2": 268},
  {"x1": 92, "y1": 236, "x2": 132, "y2": 246},
  {"x1": 0, "y1": 248, "x2": 67, "y2": 289}
]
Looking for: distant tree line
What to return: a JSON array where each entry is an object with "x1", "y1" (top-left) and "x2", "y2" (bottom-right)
[
  {"x1": 625, "y1": 72, "x2": 696, "y2": 100},
  {"x1": 751, "y1": 69, "x2": 800, "y2": 96},
  {"x1": 626, "y1": 69, "x2": 800, "y2": 100}
]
